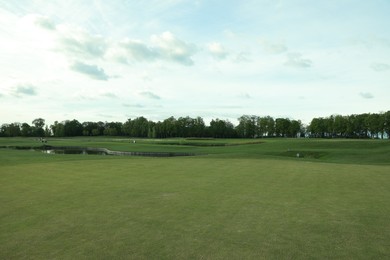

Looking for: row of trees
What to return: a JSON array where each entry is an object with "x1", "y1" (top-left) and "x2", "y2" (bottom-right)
[
  {"x1": 1, "y1": 111, "x2": 389, "y2": 139},
  {"x1": 235, "y1": 115, "x2": 304, "y2": 138},
  {"x1": 308, "y1": 112, "x2": 390, "y2": 138}
]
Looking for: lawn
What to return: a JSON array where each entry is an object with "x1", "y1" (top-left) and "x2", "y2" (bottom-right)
[{"x1": 1, "y1": 138, "x2": 389, "y2": 259}]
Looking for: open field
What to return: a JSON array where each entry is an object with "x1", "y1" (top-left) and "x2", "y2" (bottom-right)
[{"x1": 1, "y1": 138, "x2": 390, "y2": 259}]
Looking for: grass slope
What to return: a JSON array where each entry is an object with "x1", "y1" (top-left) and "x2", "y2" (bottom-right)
[{"x1": 1, "y1": 138, "x2": 390, "y2": 259}]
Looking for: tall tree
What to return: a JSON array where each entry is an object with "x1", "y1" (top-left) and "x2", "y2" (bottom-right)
[
  {"x1": 64, "y1": 119, "x2": 83, "y2": 137},
  {"x1": 367, "y1": 113, "x2": 381, "y2": 138},
  {"x1": 236, "y1": 115, "x2": 257, "y2": 138},
  {"x1": 21, "y1": 123, "x2": 32, "y2": 137},
  {"x1": 333, "y1": 115, "x2": 347, "y2": 137},
  {"x1": 51, "y1": 121, "x2": 65, "y2": 137},
  {"x1": 384, "y1": 111, "x2": 390, "y2": 138},
  {"x1": 32, "y1": 118, "x2": 45, "y2": 137}
]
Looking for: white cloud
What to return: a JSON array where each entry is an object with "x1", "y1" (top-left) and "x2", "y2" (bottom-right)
[
  {"x1": 284, "y1": 53, "x2": 312, "y2": 68},
  {"x1": 370, "y1": 62, "x2": 390, "y2": 72},
  {"x1": 70, "y1": 61, "x2": 109, "y2": 80},
  {"x1": 208, "y1": 42, "x2": 229, "y2": 60},
  {"x1": 123, "y1": 103, "x2": 144, "y2": 108},
  {"x1": 359, "y1": 92, "x2": 374, "y2": 99},
  {"x1": 118, "y1": 39, "x2": 158, "y2": 62},
  {"x1": 234, "y1": 52, "x2": 252, "y2": 63},
  {"x1": 151, "y1": 31, "x2": 197, "y2": 66},
  {"x1": 238, "y1": 93, "x2": 252, "y2": 99},
  {"x1": 100, "y1": 92, "x2": 117, "y2": 99},
  {"x1": 12, "y1": 84, "x2": 38, "y2": 97},
  {"x1": 32, "y1": 15, "x2": 56, "y2": 30},
  {"x1": 139, "y1": 91, "x2": 161, "y2": 100},
  {"x1": 57, "y1": 25, "x2": 108, "y2": 60},
  {"x1": 223, "y1": 29, "x2": 236, "y2": 38},
  {"x1": 259, "y1": 39, "x2": 288, "y2": 54},
  {"x1": 109, "y1": 32, "x2": 197, "y2": 66}
]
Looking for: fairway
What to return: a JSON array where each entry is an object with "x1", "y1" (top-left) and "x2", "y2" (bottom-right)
[{"x1": 1, "y1": 138, "x2": 390, "y2": 259}]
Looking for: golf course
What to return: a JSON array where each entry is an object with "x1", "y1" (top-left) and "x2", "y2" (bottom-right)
[{"x1": 1, "y1": 137, "x2": 389, "y2": 259}]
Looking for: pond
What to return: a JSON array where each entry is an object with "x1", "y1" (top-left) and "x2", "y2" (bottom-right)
[
  {"x1": 42, "y1": 148, "x2": 108, "y2": 155},
  {"x1": 2, "y1": 145, "x2": 197, "y2": 157},
  {"x1": 43, "y1": 147, "x2": 197, "y2": 157}
]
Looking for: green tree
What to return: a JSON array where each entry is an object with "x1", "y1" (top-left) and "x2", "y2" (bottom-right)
[
  {"x1": 123, "y1": 117, "x2": 149, "y2": 137},
  {"x1": 209, "y1": 119, "x2": 235, "y2": 138},
  {"x1": 289, "y1": 120, "x2": 302, "y2": 138},
  {"x1": 44, "y1": 126, "x2": 51, "y2": 137},
  {"x1": 367, "y1": 113, "x2": 381, "y2": 138},
  {"x1": 333, "y1": 115, "x2": 347, "y2": 137},
  {"x1": 0, "y1": 123, "x2": 21, "y2": 137},
  {"x1": 236, "y1": 115, "x2": 257, "y2": 138},
  {"x1": 64, "y1": 119, "x2": 83, "y2": 136},
  {"x1": 383, "y1": 111, "x2": 390, "y2": 138},
  {"x1": 103, "y1": 128, "x2": 118, "y2": 136},
  {"x1": 32, "y1": 118, "x2": 45, "y2": 137},
  {"x1": 21, "y1": 123, "x2": 32, "y2": 137},
  {"x1": 309, "y1": 118, "x2": 326, "y2": 138},
  {"x1": 275, "y1": 118, "x2": 291, "y2": 137},
  {"x1": 51, "y1": 121, "x2": 65, "y2": 137},
  {"x1": 82, "y1": 122, "x2": 99, "y2": 136}
]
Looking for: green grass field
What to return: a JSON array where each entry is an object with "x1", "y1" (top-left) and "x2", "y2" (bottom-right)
[{"x1": 1, "y1": 137, "x2": 389, "y2": 259}]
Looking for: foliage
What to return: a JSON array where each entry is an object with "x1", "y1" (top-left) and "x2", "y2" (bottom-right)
[
  {"x1": 308, "y1": 112, "x2": 389, "y2": 138},
  {"x1": 1, "y1": 111, "x2": 389, "y2": 138}
]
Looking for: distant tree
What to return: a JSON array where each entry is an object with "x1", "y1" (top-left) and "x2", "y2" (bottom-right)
[
  {"x1": 44, "y1": 126, "x2": 52, "y2": 137},
  {"x1": 64, "y1": 119, "x2": 83, "y2": 136},
  {"x1": 384, "y1": 111, "x2": 390, "y2": 138},
  {"x1": 176, "y1": 117, "x2": 191, "y2": 137},
  {"x1": 236, "y1": 115, "x2": 257, "y2": 138},
  {"x1": 289, "y1": 120, "x2": 302, "y2": 138},
  {"x1": 333, "y1": 115, "x2": 347, "y2": 137},
  {"x1": 82, "y1": 121, "x2": 99, "y2": 136},
  {"x1": 209, "y1": 119, "x2": 236, "y2": 138},
  {"x1": 21, "y1": 123, "x2": 32, "y2": 137},
  {"x1": 367, "y1": 113, "x2": 381, "y2": 138},
  {"x1": 275, "y1": 118, "x2": 291, "y2": 137},
  {"x1": 105, "y1": 122, "x2": 123, "y2": 136},
  {"x1": 122, "y1": 119, "x2": 132, "y2": 136},
  {"x1": 123, "y1": 117, "x2": 149, "y2": 137},
  {"x1": 162, "y1": 116, "x2": 178, "y2": 138},
  {"x1": 2, "y1": 110, "x2": 389, "y2": 140},
  {"x1": 103, "y1": 127, "x2": 118, "y2": 136},
  {"x1": 92, "y1": 129, "x2": 100, "y2": 136},
  {"x1": 265, "y1": 116, "x2": 275, "y2": 137},
  {"x1": 51, "y1": 121, "x2": 65, "y2": 137},
  {"x1": 32, "y1": 118, "x2": 45, "y2": 137},
  {"x1": 256, "y1": 117, "x2": 267, "y2": 137},
  {"x1": 0, "y1": 123, "x2": 21, "y2": 137},
  {"x1": 147, "y1": 121, "x2": 156, "y2": 138},
  {"x1": 192, "y1": 117, "x2": 206, "y2": 137},
  {"x1": 309, "y1": 118, "x2": 326, "y2": 138}
]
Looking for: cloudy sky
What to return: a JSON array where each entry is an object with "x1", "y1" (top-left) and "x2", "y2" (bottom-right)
[{"x1": 1, "y1": 0, "x2": 389, "y2": 126}]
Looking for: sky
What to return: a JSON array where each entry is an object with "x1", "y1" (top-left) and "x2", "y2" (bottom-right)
[{"x1": 0, "y1": 0, "x2": 389, "y2": 126}]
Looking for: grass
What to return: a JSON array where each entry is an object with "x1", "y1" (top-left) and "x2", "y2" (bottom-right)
[{"x1": 1, "y1": 137, "x2": 390, "y2": 259}]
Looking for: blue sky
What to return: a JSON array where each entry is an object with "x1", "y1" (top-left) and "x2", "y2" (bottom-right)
[{"x1": 0, "y1": 0, "x2": 389, "y2": 126}]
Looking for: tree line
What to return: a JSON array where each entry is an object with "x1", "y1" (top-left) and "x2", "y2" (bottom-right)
[
  {"x1": 1, "y1": 111, "x2": 389, "y2": 139},
  {"x1": 308, "y1": 112, "x2": 390, "y2": 139}
]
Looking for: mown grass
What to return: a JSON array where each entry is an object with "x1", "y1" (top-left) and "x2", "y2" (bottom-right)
[
  {"x1": 1, "y1": 137, "x2": 389, "y2": 164},
  {"x1": 0, "y1": 137, "x2": 389, "y2": 259}
]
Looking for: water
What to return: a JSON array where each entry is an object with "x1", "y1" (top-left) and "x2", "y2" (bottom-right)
[
  {"x1": 3, "y1": 145, "x2": 198, "y2": 157},
  {"x1": 40, "y1": 147, "x2": 197, "y2": 157},
  {"x1": 42, "y1": 149, "x2": 107, "y2": 155}
]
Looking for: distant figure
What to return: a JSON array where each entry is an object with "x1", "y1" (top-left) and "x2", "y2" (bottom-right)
[
  {"x1": 296, "y1": 153, "x2": 300, "y2": 158},
  {"x1": 133, "y1": 140, "x2": 136, "y2": 144}
]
